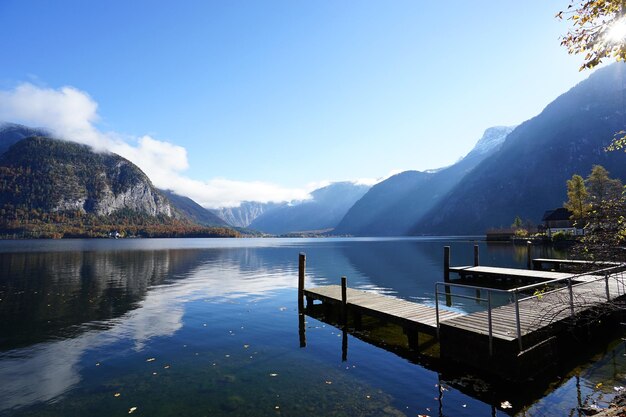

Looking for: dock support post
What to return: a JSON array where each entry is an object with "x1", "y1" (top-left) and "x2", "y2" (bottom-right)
[
  {"x1": 487, "y1": 290, "x2": 493, "y2": 356},
  {"x1": 298, "y1": 253, "x2": 306, "y2": 311},
  {"x1": 444, "y1": 246, "x2": 450, "y2": 282},
  {"x1": 341, "y1": 276, "x2": 348, "y2": 325},
  {"x1": 473, "y1": 244, "x2": 479, "y2": 267},
  {"x1": 298, "y1": 309, "x2": 306, "y2": 348},
  {"x1": 342, "y1": 328, "x2": 348, "y2": 362},
  {"x1": 527, "y1": 241, "x2": 532, "y2": 270},
  {"x1": 443, "y1": 246, "x2": 452, "y2": 307},
  {"x1": 514, "y1": 291, "x2": 523, "y2": 351},
  {"x1": 406, "y1": 328, "x2": 419, "y2": 351},
  {"x1": 568, "y1": 278, "x2": 575, "y2": 318},
  {"x1": 605, "y1": 273, "x2": 611, "y2": 301}
]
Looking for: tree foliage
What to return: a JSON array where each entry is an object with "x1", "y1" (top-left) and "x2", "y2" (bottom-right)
[
  {"x1": 558, "y1": 0, "x2": 626, "y2": 70},
  {"x1": 568, "y1": 165, "x2": 626, "y2": 262},
  {"x1": 558, "y1": 1, "x2": 626, "y2": 151},
  {"x1": 564, "y1": 173, "x2": 591, "y2": 221},
  {"x1": 586, "y1": 164, "x2": 623, "y2": 202}
]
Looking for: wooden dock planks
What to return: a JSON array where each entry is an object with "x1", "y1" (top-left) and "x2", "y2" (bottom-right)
[
  {"x1": 441, "y1": 276, "x2": 624, "y2": 343},
  {"x1": 532, "y1": 258, "x2": 621, "y2": 271},
  {"x1": 448, "y1": 265, "x2": 574, "y2": 281},
  {"x1": 304, "y1": 273, "x2": 624, "y2": 346},
  {"x1": 303, "y1": 285, "x2": 462, "y2": 333}
]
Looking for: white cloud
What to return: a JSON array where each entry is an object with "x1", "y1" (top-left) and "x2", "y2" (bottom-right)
[{"x1": 0, "y1": 83, "x2": 311, "y2": 207}]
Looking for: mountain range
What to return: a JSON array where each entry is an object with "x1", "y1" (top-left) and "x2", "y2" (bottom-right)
[
  {"x1": 412, "y1": 63, "x2": 626, "y2": 235},
  {"x1": 0, "y1": 127, "x2": 237, "y2": 238},
  {"x1": 2, "y1": 63, "x2": 626, "y2": 237},
  {"x1": 333, "y1": 126, "x2": 514, "y2": 236}
]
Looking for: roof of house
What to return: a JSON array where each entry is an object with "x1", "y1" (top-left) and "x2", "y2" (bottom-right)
[{"x1": 542, "y1": 207, "x2": 573, "y2": 222}]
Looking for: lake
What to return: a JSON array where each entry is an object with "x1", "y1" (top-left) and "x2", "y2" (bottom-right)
[{"x1": 0, "y1": 237, "x2": 624, "y2": 416}]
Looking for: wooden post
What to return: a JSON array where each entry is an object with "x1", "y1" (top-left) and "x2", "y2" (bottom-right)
[
  {"x1": 443, "y1": 246, "x2": 452, "y2": 307},
  {"x1": 526, "y1": 242, "x2": 532, "y2": 270},
  {"x1": 444, "y1": 246, "x2": 450, "y2": 282},
  {"x1": 341, "y1": 276, "x2": 348, "y2": 325},
  {"x1": 406, "y1": 327, "x2": 419, "y2": 351},
  {"x1": 473, "y1": 244, "x2": 479, "y2": 267},
  {"x1": 298, "y1": 308, "x2": 306, "y2": 348},
  {"x1": 298, "y1": 253, "x2": 306, "y2": 311}
]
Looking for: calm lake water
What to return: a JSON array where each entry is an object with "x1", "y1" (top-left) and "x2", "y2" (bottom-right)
[{"x1": 0, "y1": 237, "x2": 624, "y2": 416}]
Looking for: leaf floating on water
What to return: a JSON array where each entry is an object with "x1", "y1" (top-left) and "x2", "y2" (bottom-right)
[
  {"x1": 596, "y1": 382, "x2": 603, "y2": 388},
  {"x1": 501, "y1": 401, "x2": 513, "y2": 409},
  {"x1": 146, "y1": 358, "x2": 156, "y2": 362},
  {"x1": 269, "y1": 373, "x2": 278, "y2": 377},
  {"x1": 325, "y1": 381, "x2": 332, "y2": 385},
  {"x1": 279, "y1": 307, "x2": 287, "y2": 311},
  {"x1": 114, "y1": 393, "x2": 121, "y2": 397},
  {"x1": 614, "y1": 386, "x2": 625, "y2": 392},
  {"x1": 243, "y1": 345, "x2": 250, "y2": 349},
  {"x1": 95, "y1": 363, "x2": 100, "y2": 366},
  {"x1": 163, "y1": 365, "x2": 170, "y2": 369},
  {"x1": 129, "y1": 407, "x2": 137, "y2": 414},
  {"x1": 418, "y1": 415, "x2": 431, "y2": 417}
]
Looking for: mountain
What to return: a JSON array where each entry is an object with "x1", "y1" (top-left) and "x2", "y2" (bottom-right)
[
  {"x1": 246, "y1": 182, "x2": 370, "y2": 235},
  {"x1": 212, "y1": 201, "x2": 282, "y2": 228},
  {"x1": 412, "y1": 63, "x2": 626, "y2": 235},
  {"x1": 0, "y1": 127, "x2": 237, "y2": 238},
  {"x1": 0, "y1": 122, "x2": 49, "y2": 155},
  {"x1": 160, "y1": 189, "x2": 228, "y2": 227},
  {"x1": 333, "y1": 126, "x2": 514, "y2": 236},
  {"x1": 0, "y1": 136, "x2": 175, "y2": 217}
]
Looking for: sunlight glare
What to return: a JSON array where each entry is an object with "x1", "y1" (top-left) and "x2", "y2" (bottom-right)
[{"x1": 607, "y1": 17, "x2": 626, "y2": 43}]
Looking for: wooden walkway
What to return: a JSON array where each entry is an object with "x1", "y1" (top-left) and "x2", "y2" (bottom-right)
[
  {"x1": 441, "y1": 277, "x2": 623, "y2": 343},
  {"x1": 532, "y1": 258, "x2": 621, "y2": 271},
  {"x1": 303, "y1": 285, "x2": 462, "y2": 335},
  {"x1": 448, "y1": 265, "x2": 574, "y2": 282},
  {"x1": 297, "y1": 253, "x2": 626, "y2": 379}
]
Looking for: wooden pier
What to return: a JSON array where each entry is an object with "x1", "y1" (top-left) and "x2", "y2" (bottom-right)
[
  {"x1": 448, "y1": 265, "x2": 575, "y2": 282},
  {"x1": 531, "y1": 258, "x2": 621, "y2": 271},
  {"x1": 303, "y1": 283, "x2": 462, "y2": 348},
  {"x1": 297, "y1": 248, "x2": 626, "y2": 380}
]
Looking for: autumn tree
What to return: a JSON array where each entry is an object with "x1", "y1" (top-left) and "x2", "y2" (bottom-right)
[
  {"x1": 558, "y1": 1, "x2": 626, "y2": 150},
  {"x1": 558, "y1": 0, "x2": 626, "y2": 70},
  {"x1": 586, "y1": 164, "x2": 623, "y2": 202},
  {"x1": 565, "y1": 166, "x2": 626, "y2": 262},
  {"x1": 564, "y1": 174, "x2": 591, "y2": 222}
]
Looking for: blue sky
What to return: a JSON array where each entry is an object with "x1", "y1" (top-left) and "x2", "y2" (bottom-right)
[{"x1": 0, "y1": 1, "x2": 595, "y2": 207}]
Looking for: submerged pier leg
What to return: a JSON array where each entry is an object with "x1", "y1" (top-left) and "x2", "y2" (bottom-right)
[
  {"x1": 298, "y1": 309, "x2": 306, "y2": 348},
  {"x1": 527, "y1": 242, "x2": 532, "y2": 270}
]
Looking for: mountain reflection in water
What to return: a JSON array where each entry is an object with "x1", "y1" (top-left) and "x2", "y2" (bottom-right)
[{"x1": 0, "y1": 238, "x2": 622, "y2": 417}]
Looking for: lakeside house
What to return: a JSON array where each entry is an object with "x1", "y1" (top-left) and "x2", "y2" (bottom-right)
[{"x1": 541, "y1": 207, "x2": 584, "y2": 237}]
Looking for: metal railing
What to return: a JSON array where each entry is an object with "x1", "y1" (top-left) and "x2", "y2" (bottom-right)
[{"x1": 435, "y1": 263, "x2": 626, "y2": 355}]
